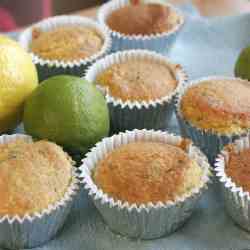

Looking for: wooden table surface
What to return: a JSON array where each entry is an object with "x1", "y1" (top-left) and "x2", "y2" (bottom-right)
[{"x1": 77, "y1": 0, "x2": 250, "y2": 18}]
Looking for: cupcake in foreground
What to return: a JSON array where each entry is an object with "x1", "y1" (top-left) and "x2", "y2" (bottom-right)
[
  {"x1": 0, "y1": 134, "x2": 79, "y2": 249},
  {"x1": 176, "y1": 77, "x2": 250, "y2": 163},
  {"x1": 215, "y1": 135, "x2": 250, "y2": 232},
  {"x1": 80, "y1": 130, "x2": 211, "y2": 239},
  {"x1": 19, "y1": 15, "x2": 111, "y2": 81},
  {"x1": 98, "y1": 0, "x2": 184, "y2": 53},
  {"x1": 85, "y1": 50, "x2": 187, "y2": 132}
]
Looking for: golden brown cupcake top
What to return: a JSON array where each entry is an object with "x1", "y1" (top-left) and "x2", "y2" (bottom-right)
[
  {"x1": 181, "y1": 79, "x2": 250, "y2": 134},
  {"x1": 226, "y1": 145, "x2": 250, "y2": 193},
  {"x1": 93, "y1": 141, "x2": 203, "y2": 204},
  {"x1": 30, "y1": 26, "x2": 104, "y2": 61},
  {"x1": 106, "y1": 3, "x2": 181, "y2": 35},
  {"x1": 0, "y1": 138, "x2": 73, "y2": 216},
  {"x1": 96, "y1": 59, "x2": 178, "y2": 102}
]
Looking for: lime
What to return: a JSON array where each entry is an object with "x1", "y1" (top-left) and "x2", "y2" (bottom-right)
[
  {"x1": 0, "y1": 35, "x2": 38, "y2": 132},
  {"x1": 235, "y1": 45, "x2": 250, "y2": 80},
  {"x1": 23, "y1": 75, "x2": 110, "y2": 153}
]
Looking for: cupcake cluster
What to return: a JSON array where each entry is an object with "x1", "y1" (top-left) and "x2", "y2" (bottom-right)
[{"x1": 0, "y1": 0, "x2": 247, "y2": 249}]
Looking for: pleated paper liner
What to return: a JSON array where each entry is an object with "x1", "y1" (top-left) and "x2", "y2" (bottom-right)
[
  {"x1": 0, "y1": 134, "x2": 80, "y2": 249},
  {"x1": 80, "y1": 129, "x2": 211, "y2": 239},
  {"x1": 85, "y1": 49, "x2": 188, "y2": 133},
  {"x1": 19, "y1": 15, "x2": 112, "y2": 81}
]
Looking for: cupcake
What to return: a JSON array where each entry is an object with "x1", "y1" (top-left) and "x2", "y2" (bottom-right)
[
  {"x1": 80, "y1": 129, "x2": 211, "y2": 239},
  {"x1": 98, "y1": 0, "x2": 184, "y2": 53},
  {"x1": 31, "y1": 26, "x2": 104, "y2": 61},
  {"x1": 0, "y1": 134, "x2": 79, "y2": 249},
  {"x1": 215, "y1": 135, "x2": 250, "y2": 232},
  {"x1": 85, "y1": 50, "x2": 187, "y2": 132},
  {"x1": 176, "y1": 76, "x2": 250, "y2": 163},
  {"x1": 19, "y1": 15, "x2": 111, "y2": 81}
]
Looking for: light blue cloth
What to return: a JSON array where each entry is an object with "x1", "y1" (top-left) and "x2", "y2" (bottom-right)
[{"x1": 5, "y1": 4, "x2": 250, "y2": 250}]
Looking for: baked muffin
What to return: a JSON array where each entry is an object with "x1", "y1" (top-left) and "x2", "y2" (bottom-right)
[
  {"x1": 0, "y1": 138, "x2": 73, "y2": 216},
  {"x1": 98, "y1": 0, "x2": 184, "y2": 53},
  {"x1": 81, "y1": 130, "x2": 210, "y2": 239},
  {"x1": 19, "y1": 16, "x2": 111, "y2": 82},
  {"x1": 215, "y1": 136, "x2": 250, "y2": 232},
  {"x1": 30, "y1": 26, "x2": 104, "y2": 61},
  {"x1": 93, "y1": 141, "x2": 203, "y2": 204},
  {"x1": 180, "y1": 78, "x2": 250, "y2": 134},
  {"x1": 96, "y1": 58, "x2": 178, "y2": 102},
  {"x1": 86, "y1": 50, "x2": 186, "y2": 132},
  {"x1": 106, "y1": 3, "x2": 181, "y2": 36}
]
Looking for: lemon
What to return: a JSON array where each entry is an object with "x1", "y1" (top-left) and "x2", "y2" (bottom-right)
[
  {"x1": 235, "y1": 45, "x2": 250, "y2": 80},
  {"x1": 23, "y1": 75, "x2": 110, "y2": 153},
  {"x1": 0, "y1": 35, "x2": 38, "y2": 132}
]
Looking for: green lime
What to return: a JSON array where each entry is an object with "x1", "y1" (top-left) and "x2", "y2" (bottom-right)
[
  {"x1": 23, "y1": 75, "x2": 109, "y2": 153},
  {"x1": 235, "y1": 45, "x2": 250, "y2": 80}
]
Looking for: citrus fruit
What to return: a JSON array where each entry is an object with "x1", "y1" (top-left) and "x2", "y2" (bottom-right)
[
  {"x1": 0, "y1": 35, "x2": 38, "y2": 132},
  {"x1": 23, "y1": 75, "x2": 110, "y2": 153},
  {"x1": 235, "y1": 45, "x2": 250, "y2": 80}
]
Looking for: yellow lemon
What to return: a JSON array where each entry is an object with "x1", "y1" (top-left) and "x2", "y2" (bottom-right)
[{"x1": 0, "y1": 35, "x2": 38, "y2": 132}]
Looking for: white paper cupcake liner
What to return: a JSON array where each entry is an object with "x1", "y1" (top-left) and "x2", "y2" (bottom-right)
[
  {"x1": 215, "y1": 135, "x2": 250, "y2": 232},
  {"x1": 175, "y1": 76, "x2": 249, "y2": 164},
  {"x1": 0, "y1": 134, "x2": 79, "y2": 249},
  {"x1": 80, "y1": 129, "x2": 211, "y2": 239},
  {"x1": 85, "y1": 49, "x2": 188, "y2": 133},
  {"x1": 97, "y1": 0, "x2": 185, "y2": 53},
  {"x1": 19, "y1": 15, "x2": 112, "y2": 81}
]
